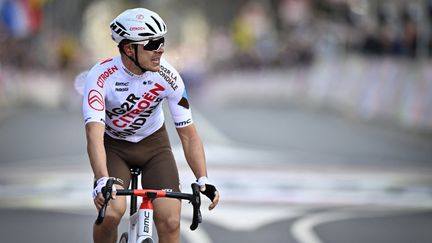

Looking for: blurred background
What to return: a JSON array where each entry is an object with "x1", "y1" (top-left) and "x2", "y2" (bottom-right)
[
  {"x1": 1, "y1": 0, "x2": 432, "y2": 242},
  {"x1": 1, "y1": 0, "x2": 432, "y2": 128}
]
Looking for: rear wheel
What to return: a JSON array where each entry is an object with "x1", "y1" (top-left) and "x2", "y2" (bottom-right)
[{"x1": 119, "y1": 232, "x2": 128, "y2": 243}]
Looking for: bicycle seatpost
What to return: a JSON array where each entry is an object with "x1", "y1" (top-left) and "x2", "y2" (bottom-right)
[{"x1": 130, "y1": 167, "x2": 141, "y2": 215}]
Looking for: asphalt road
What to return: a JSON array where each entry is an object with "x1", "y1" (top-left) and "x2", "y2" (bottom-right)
[
  {"x1": 1, "y1": 207, "x2": 431, "y2": 243},
  {"x1": 0, "y1": 105, "x2": 432, "y2": 243}
]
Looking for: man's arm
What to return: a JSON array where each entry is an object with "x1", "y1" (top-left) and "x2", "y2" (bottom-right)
[
  {"x1": 177, "y1": 124, "x2": 220, "y2": 210},
  {"x1": 176, "y1": 124, "x2": 207, "y2": 179},
  {"x1": 86, "y1": 122, "x2": 112, "y2": 208},
  {"x1": 86, "y1": 122, "x2": 109, "y2": 179}
]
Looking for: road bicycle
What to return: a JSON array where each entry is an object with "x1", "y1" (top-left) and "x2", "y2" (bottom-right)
[{"x1": 95, "y1": 167, "x2": 202, "y2": 243}]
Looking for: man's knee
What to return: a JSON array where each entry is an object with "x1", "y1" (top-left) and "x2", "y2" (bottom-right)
[
  {"x1": 99, "y1": 214, "x2": 121, "y2": 230},
  {"x1": 97, "y1": 201, "x2": 126, "y2": 230},
  {"x1": 153, "y1": 198, "x2": 181, "y2": 235},
  {"x1": 156, "y1": 214, "x2": 180, "y2": 233}
]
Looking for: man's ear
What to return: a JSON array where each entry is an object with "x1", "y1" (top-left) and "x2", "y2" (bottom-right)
[{"x1": 122, "y1": 43, "x2": 134, "y2": 56}]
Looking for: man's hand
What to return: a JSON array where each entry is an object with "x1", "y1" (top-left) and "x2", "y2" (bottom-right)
[
  {"x1": 197, "y1": 176, "x2": 220, "y2": 210},
  {"x1": 93, "y1": 177, "x2": 117, "y2": 209}
]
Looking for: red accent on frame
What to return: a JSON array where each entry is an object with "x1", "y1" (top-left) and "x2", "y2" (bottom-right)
[
  {"x1": 133, "y1": 190, "x2": 167, "y2": 198},
  {"x1": 140, "y1": 198, "x2": 153, "y2": 209},
  {"x1": 133, "y1": 189, "x2": 167, "y2": 210}
]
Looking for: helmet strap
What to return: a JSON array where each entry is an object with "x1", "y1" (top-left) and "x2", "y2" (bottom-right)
[{"x1": 119, "y1": 44, "x2": 148, "y2": 73}]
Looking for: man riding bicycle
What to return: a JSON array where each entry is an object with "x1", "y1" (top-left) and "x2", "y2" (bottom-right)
[{"x1": 82, "y1": 8, "x2": 220, "y2": 243}]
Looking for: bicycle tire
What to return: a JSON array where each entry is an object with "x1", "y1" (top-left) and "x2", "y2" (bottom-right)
[{"x1": 119, "y1": 232, "x2": 128, "y2": 243}]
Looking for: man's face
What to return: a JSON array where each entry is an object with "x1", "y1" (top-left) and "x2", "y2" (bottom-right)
[
  {"x1": 131, "y1": 37, "x2": 165, "y2": 72},
  {"x1": 136, "y1": 45, "x2": 164, "y2": 72}
]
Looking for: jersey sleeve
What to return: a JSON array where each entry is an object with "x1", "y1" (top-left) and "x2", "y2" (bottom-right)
[
  {"x1": 82, "y1": 65, "x2": 106, "y2": 125},
  {"x1": 164, "y1": 66, "x2": 193, "y2": 128}
]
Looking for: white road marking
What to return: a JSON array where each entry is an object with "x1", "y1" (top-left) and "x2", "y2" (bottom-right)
[
  {"x1": 180, "y1": 219, "x2": 213, "y2": 243},
  {"x1": 291, "y1": 211, "x2": 356, "y2": 243},
  {"x1": 199, "y1": 204, "x2": 307, "y2": 231},
  {"x1": 291, "y1": 209, "x2": 414, "y2": 243},
  {"x1": 1, "y1": 153, "x2": 432, "y2": 209}
]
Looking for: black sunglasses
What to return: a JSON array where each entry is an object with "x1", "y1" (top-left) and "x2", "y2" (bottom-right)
[{"x1": 134, "y1": 37, "x2": 165, "y2": 51}]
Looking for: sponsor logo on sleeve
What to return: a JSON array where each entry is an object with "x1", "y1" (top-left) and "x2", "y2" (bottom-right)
[
  {"x1": 177, "y1": 97, "x2": 189, "y2": 109},
  {"x1": 88, "y1": 89, "x2": 104, "y2": 111},
  {"x1": 175, "y1": 118, "x2": 192, "y2": 127},
  {"x1": 96, "y1": 65, "x2": 118, "y2": 88},
  {"x1": 177, "y1": 89, "x2": 190, "y2": 109}
]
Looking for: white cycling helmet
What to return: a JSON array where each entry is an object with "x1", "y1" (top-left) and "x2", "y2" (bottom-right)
[{"x1": 110, "y1": 8, "x2": 167, "y2": 43}]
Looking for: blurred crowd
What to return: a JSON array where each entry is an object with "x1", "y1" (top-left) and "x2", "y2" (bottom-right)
[
  {"x1": 1, "y1": 0, "x2": 432, "y2": 71},
  {"x1": 1, "y1": 0, "x2": 432, "y2": 129},
  {"x1": 0, "y1": 0, "x2": 86, "y2": 72}
]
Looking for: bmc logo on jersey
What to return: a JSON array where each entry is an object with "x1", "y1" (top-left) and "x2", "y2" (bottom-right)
[
  {"x1": 175, "y1": 119, "x2": 191, "y2": 127},
  {"x1": 88, "y1": 89, "x2": 104, "y2": 111}
]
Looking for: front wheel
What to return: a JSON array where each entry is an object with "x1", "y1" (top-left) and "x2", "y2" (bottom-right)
[{"x1": 119, "y1": 232, "x2": 128, "y2": 243}]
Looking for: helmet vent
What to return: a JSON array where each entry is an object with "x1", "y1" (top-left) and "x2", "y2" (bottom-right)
[
  {"x1": 151, "y1": 16, "x2": 162, "y2": 32},
  {"x1": 138, "y1": 33, "x2": 154, "y2": 37},
  {"x1": 115, "y1": 21, "x2": 127, "y2": 31},
  {"x1": 145, "y1": 23, "x2": 157, "y2": 34},
  {"x1": 110, "y1": 22, "x2": 129, "y2": 37}
]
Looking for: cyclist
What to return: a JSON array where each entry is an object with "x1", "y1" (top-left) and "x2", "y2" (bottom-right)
[{"x1": 82, "y1": 8, "x2": 220, "y2": 243}]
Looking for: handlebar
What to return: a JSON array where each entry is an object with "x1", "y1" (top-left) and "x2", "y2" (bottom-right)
[{"x1": 95, "y1": 180, "x2": 202, "y2": 231}]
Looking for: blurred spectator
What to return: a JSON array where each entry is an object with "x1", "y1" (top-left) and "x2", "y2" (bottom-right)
[
  {"x1": 402, "y1": 19, "x2": 418, "y2": 58},
  {"x1": 279, "y1": 0, "x2": 311, "y2": 27},
  {"x1": 231, "y1": 1, "x2": 278, "y2": 69},
  {"x1": 207, "y1": 27, "x2": 235, "y2": 70},
  {"x1": 400, "y1": 3, "x2": 418, "y2": 58},
  {"x1": 175, "y1": 9, "x2": 210, "y2": 94},
  {"x1": 361, "y1": 23, "x2": 388, "y2": 56},
  {"x1": 278, "y1": 0, "x2": 315, "y2": 67},
  {"x1": 56, "y1": 33, "x2": 79, "y2": 71}
]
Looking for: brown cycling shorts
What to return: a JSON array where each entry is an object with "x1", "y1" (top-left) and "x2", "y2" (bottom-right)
[{"x1": 104, "y1": 124, "x2": 180, "y2": 192}]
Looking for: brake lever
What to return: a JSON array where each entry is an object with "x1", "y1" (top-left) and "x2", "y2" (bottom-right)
[
  {"x1": 95, "y1": 178, "x2": 114, "y2": 225},
  {"x1": 190, "y1": 183, "x2": 202, "y2": 230}
]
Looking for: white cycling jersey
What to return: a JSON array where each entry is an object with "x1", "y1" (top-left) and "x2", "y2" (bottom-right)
[{"x1": 82, "y1": 56, "x2": 193, "y2": 143}]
